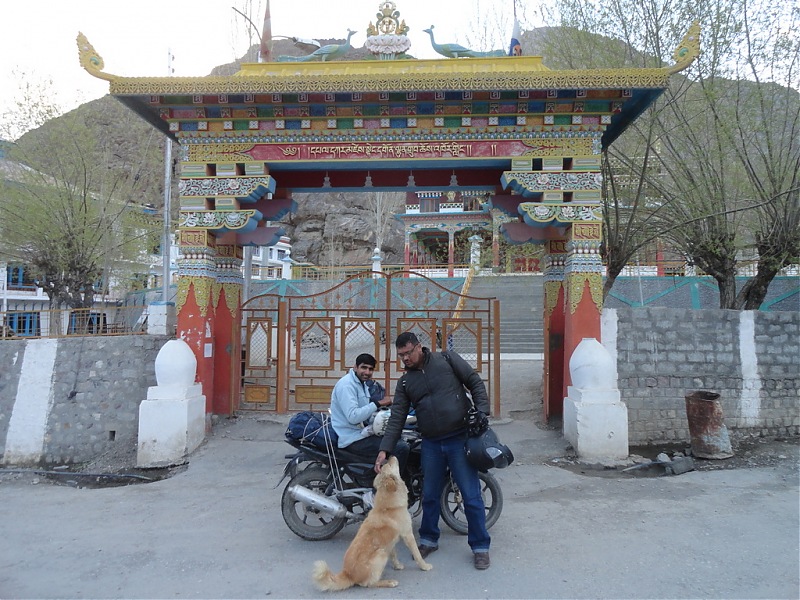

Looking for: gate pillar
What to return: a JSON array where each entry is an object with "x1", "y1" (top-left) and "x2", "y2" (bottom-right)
[
  {"x1": 175, "y1": 229, "x2": 217, "y2": 416},
  {"x1": 562, "y1": 222, "x2": 604, "y2": 400},
  {"x1": 213, "y1": 244, "x2": 243, "y2": 415},
  {"x1": 543, "y1": 240, "x2": 567, "y2": 419}
]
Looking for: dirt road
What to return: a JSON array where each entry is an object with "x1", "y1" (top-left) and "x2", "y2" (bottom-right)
[{"x1": 1, "y1": 414, "x2": 797, "y2": 599}]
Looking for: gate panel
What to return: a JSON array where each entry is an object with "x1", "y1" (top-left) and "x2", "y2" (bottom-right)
[
  {"x1": 240, "y1": 272, "x2": 500, "y2": 414},
  {"x1": 242, "y1": 308, "x2": 278, "y2": 410},
  {"x1": 341, "y1": 318, "x2": 381, "y2": 368},
  {"x1": 443, "y1": 318, "x2": 484, "y2": 371},
  {"x1": 296, "y1": 317, "x2": 335, "y2": 369}
]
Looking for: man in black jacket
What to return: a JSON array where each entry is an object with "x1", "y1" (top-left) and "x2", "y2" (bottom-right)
[{"x1": 374, "y1": 332, "x2": 492, "y2": 570}]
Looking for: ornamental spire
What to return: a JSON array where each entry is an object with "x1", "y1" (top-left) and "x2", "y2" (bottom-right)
[{"x1": 364, "y1": 2, "x2": 411, "y2": 59}]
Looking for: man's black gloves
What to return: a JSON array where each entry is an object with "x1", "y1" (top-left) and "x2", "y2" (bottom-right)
[{"x1": 467, "y1": 407, "x2": 489, "y2": 436}]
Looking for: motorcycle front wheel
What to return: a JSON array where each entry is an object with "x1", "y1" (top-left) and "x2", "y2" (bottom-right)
[
  {"x1": 281, "y1": 466, "x2": 346, "y2": 541},
  {"x1": 440, "y1": 471, "x2": 503, "y2": 534}
]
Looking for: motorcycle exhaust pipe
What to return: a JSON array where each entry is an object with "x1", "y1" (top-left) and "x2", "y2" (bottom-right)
[{"x1": 287, "y1": 485, "x2": 357, "y2": 519}]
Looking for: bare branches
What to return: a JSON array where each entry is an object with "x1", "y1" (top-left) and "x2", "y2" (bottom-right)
[
  {"x1": 1, "y1": 94, "x2": 163, "y2": 308},
  {"x1": 542, "y1": 0, "x2": 799, "y2": 308}
]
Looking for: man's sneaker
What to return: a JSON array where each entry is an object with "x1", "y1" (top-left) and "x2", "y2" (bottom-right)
[
  {"x1": 474, "y1": 552, "x2": 490, "y2": 570},
  {"x1": 418, "y1": 544, "x2": 438, "y2": 559}
]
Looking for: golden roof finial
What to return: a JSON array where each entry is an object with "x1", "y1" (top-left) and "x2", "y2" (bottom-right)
[
  {"x1": 667, "y1": 20, "x2": 701, "y2": 74},
  {"x1": 367, "y1": 1, "x2": 409, "y2": 37},
  {"x1": 77, "y1": 32, "x2": 115, "y2": 81}
]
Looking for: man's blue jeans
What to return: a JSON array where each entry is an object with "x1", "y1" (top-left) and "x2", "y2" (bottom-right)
[{"x1": 419, "y1": 432, "x2": 491, "y2": 553}]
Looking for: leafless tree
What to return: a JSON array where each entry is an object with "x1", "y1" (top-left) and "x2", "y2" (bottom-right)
[{"x1": 538, "y1": 0, "x2": 799, "y2": 308}]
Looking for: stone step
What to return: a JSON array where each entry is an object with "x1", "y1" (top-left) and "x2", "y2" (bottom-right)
[{"x1": 466, "y1": 274, "x2": 545, "y2": 354}]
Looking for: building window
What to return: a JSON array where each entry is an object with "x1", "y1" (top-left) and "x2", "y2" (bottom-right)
[
  {"x1": 420, "y1": 197, "x2": 436, "y2": 213},
  {"x1": 68, "y1": 311, "x2": 107, "y2": 335},
  {"x1": 7, "y1": 265, "x2": 36, "y2": 290},
  {"x1": 277, "y1": 249, "x2": 286, "y2": 260},
  {"x1": 7, "y1": 312, "x2": 40, "y2": 337}
]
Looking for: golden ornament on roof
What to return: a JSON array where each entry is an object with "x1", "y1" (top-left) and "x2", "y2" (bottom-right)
[{"x1": 367, "y1": 1, "x2": 409, "y2": 37}]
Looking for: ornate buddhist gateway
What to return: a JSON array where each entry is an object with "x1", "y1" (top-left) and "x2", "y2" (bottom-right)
[{"x1": 79, "y1": 5, "x2": 699, "y2": 417}]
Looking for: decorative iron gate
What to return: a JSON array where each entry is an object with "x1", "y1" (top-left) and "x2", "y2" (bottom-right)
[{"x1": 240, "y1": 271, "x2": 500, "y2": 414}]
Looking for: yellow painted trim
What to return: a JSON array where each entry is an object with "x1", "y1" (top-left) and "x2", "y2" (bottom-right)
[{"x1": 567, "y1": 272, "x2": 603, "y2": 315}]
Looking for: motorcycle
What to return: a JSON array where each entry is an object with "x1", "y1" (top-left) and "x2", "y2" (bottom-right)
[{"x1": 278, "y1": 421, "x2": 503, "y2": 541}]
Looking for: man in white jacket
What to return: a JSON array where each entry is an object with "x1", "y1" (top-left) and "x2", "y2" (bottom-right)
[{"x1": 329, "y1": 353, "x2": 409, "y2": 478}]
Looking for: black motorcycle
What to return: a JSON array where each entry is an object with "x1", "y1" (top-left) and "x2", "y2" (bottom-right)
[{"x1": 279, "y1": 425, "x2": 503, "y2": 541}]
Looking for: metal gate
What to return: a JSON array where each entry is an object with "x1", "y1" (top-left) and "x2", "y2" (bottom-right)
[{"x1": 239, "y1": 271, "x2": 500, "y2": 414}]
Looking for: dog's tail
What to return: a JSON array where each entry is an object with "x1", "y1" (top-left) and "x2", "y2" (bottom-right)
[{"x1": 312, "y1": 560, "x2": 354, "y2": 591}]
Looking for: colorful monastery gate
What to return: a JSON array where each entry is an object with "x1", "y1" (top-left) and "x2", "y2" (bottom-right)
[{"x1": 78, "y1": 17, "x2": 699, "y2": 418}]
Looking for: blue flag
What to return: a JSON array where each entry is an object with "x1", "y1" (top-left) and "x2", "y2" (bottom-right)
[{"x1": 508, "y1": 19, "x2": 522, "y2": 56}]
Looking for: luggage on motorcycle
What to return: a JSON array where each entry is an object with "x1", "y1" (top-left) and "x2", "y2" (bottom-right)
[
  {"x1": 285, "y1": 411, "x2": 338, "y2": 449},
  {"x1": 366, "y1": 379, "x2": 385, "y2": 403}
]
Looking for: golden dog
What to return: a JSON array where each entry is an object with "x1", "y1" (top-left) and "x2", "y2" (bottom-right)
[{"x1": 312, "y1": 456, "x2": 433, "y2": 590}]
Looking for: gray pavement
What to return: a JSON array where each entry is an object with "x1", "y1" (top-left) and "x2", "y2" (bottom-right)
[{"x1": 1, "y1": 360, "x2": 798, "y2": 599}]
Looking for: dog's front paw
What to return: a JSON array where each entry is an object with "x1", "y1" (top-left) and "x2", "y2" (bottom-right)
[
  {"x1": 392, "y1": 561, "x2": 405, "y2": 571},
  {"x1": 420, "y1": 561, "x2": 433, "y2": 571}
]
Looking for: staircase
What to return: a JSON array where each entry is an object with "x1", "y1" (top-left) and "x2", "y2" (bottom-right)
[{"x1": 467, "y1": 274, "x2": 544, "y2": 355}]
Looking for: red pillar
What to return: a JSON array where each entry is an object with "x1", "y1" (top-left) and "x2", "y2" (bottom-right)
[
  {"x1": 175, "y1": 230, "x2": 217, "y2": 416},
  {"x1": 212, "y1": 244, "x2": 243, "y2": 415},
  {"x1": 542, "y1": 240, "x2": 567, "y2": 420},
  {"x1": 562, "y1": 222, "x2": 604, "y2": 400}
]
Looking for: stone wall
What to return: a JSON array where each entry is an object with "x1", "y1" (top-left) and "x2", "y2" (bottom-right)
[
  {"x1": 602, "y1": 308, "x2": 799, "y2": 445},
  {"x1": 0, "y1": 335, "x2": 170, "y2": 466},
  {"x1": 3, "y1": 307, "x2": 797, "y2": 464}
]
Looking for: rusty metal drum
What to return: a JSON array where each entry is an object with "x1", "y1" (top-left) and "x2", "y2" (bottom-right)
[{"x1": 685, "y1": 391, "x2": 734, "y2": 459}]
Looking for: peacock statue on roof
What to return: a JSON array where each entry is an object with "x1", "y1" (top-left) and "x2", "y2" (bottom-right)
[
  {"x1": 276, "y1": 29, "x2": 357, "y2": 62},
  {"x1": 423, "y1": 25, "x2": 505, "y2": 58}
]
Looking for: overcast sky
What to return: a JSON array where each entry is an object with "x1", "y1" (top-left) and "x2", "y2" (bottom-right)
[{"x1": 1, "y1": 0, "x2": 539, "y2": 136}]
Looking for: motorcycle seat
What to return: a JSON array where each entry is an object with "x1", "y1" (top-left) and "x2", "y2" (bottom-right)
[{"x1": 289, "y1": 438, "x2": 373, "y2": 469}]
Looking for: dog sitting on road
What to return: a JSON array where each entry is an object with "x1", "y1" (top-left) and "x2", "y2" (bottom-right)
[{"x1": 312, "y1": 456, "x2": 433, "y2": 590}]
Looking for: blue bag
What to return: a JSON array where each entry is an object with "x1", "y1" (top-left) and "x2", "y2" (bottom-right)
[{"x1": 285, "y1": 411, "x2": 338, "y2": 449}]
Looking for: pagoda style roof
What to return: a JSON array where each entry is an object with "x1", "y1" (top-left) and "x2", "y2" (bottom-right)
[{"x1": 77, "y1": 22, "x2": 699, "y2": 150}]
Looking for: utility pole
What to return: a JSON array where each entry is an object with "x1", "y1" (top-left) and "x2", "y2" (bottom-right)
[
  {"x1": 162, "y1": 49, "x2": 174, "y2": 303},
  {"x1": 1, "y1": 262, "x2": 8, "y2": 316}
]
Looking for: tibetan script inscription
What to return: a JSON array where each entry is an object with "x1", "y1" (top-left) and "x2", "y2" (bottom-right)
[
  {"x1": 307, "y1": 142, "x2": 470, "y2": 159},
  {"x1": 216, "y1": 244, "x2": 244, "y2": 259},
  {"x1": 180, "y1": 229, "x2": 214, "y2": 248},
  {"x1": 572, "y1": 222, "x2": 602, "y2": 240},
  {"x1": 245, "y1": 140, "x2": 553, "y2": 162}
]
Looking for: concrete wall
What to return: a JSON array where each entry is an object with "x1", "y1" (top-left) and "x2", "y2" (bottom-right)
[
  {"x1": 602, "y1": 308, "x2": 799, "y2": 445},
  {"x1": 0, "y1": 335, "x2": 170, "y2": 466}
]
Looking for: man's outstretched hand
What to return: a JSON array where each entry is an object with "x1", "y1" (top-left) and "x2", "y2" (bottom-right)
[{"x1": 374, "y1": 450, "x2": 388, "y2": 473}]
